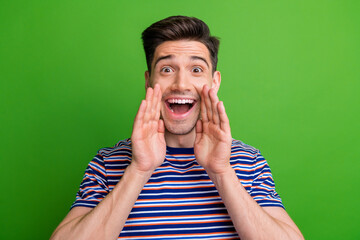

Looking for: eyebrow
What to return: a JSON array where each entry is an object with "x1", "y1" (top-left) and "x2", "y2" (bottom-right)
[
  {"x1": 154, "y1": 55, "x2": 172, "y2": 68},
  {"x1": 153, "y1": 55, "x2": 210, "y2": 68},
  {"x1": 190, "y1": 56, "x2": 209, "y2": 68}
]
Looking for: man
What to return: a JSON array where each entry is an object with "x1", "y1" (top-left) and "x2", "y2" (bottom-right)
[{"x1": 51, "y1": 16, "x2": 303, "y2": 239}]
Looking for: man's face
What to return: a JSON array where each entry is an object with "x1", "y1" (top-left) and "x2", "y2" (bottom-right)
[{"x1": 145, "y1": 40, "x2": 221, "y2": 135}]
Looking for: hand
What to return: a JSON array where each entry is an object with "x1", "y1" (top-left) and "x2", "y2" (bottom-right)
[
  {"x1": 194, "y1": 85, "x2": 232, "y2": 174},
  {"x1": 131, "y1": 84, "x2": 166, "y2": 173}
]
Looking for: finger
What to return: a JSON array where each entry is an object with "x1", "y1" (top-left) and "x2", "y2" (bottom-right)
[
  {"x1": 151, "y1": 84, "x2": 159, "y2": 108},
  {"x1": 154, "y1": 84, "x2": 162, "y2": 120},
  {"x1": 195, "y1": 119, "x2": 202, "y2": 144},
  {"x1": 144, "y1": 87, "x2": 154, "y2": 122},
  {"x1": 203, "y1": 85, "x2": 213, "y2": 121},
  {"x1": 133, "y1": 100, "x2": 146, "y2": 129},
  {"x1": 209, "y1": 88, "x2": 220, "y2": 125},
  {"x1": 196, "y1": 119, "x2": 203, "y2": 133},
  {"x1": 158, "y1": 119, "x2": 165, "y2": 133},
  {"x1": 150, "y1": 84, "x2": 159, "y2": 118},
  {"x1": 145, "y1": 86, "x2": 154, "y2": 101},
  {"x1": 200, "y1": 86, "x2": 208, "y2": 122},
  {"x1": 217, "y1": 101, "x2": 231, "y2": 132}
]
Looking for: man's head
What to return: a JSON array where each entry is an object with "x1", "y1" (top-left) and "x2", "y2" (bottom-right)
[
  {"x1": 141, "y1": 16, "x2": 221, "y2": 139},
  {"x1": 142, "y1": 15, "x2": 220, "y2": 75}
]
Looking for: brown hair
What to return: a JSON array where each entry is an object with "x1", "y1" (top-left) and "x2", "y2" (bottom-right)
[{"x1": 142, "y1": 16, "x2": 220, "y2": 74}]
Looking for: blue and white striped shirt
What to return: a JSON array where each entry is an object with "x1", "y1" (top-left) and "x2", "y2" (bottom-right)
[{"x1": 72, "y1": 138, "x2": 284, "y2": 239}]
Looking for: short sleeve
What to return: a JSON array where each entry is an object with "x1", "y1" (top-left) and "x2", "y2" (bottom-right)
[
  {"x1": 71, "y1": 153, "x2": 109, "y2": 209},
  {"x1": 250, "y1": 151, "x2": 284, "y2": 209}
]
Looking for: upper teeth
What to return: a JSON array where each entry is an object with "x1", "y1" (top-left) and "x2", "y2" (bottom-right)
[{"x1": 168, "y1": 99, "x2": 194, "y2": 104}]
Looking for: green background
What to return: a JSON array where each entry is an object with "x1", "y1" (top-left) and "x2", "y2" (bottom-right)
[{"x1": 1, "y1": 0, "x2": 359, "y2": 239}]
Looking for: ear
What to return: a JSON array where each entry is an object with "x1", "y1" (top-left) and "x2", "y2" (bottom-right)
[
  {"x1": 211, "y1": 71, "x2": 221, "y2": 93},
  {"x1": 145, "y1": 70, "x2": 150, "y2": 89}
]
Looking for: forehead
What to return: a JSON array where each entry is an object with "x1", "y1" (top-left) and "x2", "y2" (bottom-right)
[{"x1": 152, "y1": 40, "x2": 211, "y2": 66}]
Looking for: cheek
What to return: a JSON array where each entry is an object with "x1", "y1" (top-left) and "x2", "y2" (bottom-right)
[
  {"x1": 151, "y1": 77, "x2": 167, "y2": 91},
  {"x1": 194, "y1": 78, "x2": 213, "y2": 91}
]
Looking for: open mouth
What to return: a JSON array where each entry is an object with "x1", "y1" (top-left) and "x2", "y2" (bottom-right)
[{"x1": 165, "y1": 98, "x2": 196, "y2": 115}]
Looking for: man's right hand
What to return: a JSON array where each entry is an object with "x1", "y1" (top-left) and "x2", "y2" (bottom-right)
[
  {"x1": 51, "y1": 84, "x2": 166, "y2": 240},
  {"x1": 131, "y1": 84, "x2": 166, "y2": 173}
]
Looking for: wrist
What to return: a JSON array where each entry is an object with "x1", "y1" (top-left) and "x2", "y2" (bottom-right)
[
  {"x1": 127, "y1": 160, "x2": 154, "y2": 179},
  {"x1": 206, "y1": 166, "x2": 244, "y2": 195},
  {"x1": 204, "y1": 163, "x2": 234, "y2": 177}
]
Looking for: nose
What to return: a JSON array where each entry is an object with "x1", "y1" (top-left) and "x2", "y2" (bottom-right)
[{"x1": 171, "y1": 70, "x2": 190, "y2": 91}]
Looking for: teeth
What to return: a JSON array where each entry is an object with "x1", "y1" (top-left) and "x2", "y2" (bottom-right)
[{"x1": 168, "y1": 99, "x2": 194, "y2": 104}]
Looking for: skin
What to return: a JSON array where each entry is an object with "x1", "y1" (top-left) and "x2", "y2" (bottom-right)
[
  {"x1": 143, "y1": 40, "x2": 232, "y2": 174},
  {"x1": 145, "y1": 40, "x2": 222, "y2": 148},
  {"x1": 50, "y1": 40, "x2": 304, "y2": 240}
]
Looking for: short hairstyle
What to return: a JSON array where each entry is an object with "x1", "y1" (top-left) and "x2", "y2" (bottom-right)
[{"x1": 142, "y1": 15, "x2": 220, "y2": 74}]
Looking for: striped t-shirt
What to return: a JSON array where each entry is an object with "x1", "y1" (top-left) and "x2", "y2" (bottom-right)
[{"x1": 72, "y1": 138, "x2": 284, "y2": 239}]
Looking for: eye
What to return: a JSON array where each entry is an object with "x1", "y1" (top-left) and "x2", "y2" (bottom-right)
[
  {"x1": 192, "y1": 67, "x2": 203, "y2": 73},
  {"x1": 160, "y1": 67, "x2": 173, "y2": 73}
]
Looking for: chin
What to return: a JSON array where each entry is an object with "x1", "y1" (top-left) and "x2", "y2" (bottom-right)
[{"x1": 164, "y1": 121, "x2": 197, "y2": 136}]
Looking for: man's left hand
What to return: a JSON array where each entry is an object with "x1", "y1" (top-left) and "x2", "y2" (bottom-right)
[{"x1": 194, "y1": 85, "x2": 232, "y2": 174}]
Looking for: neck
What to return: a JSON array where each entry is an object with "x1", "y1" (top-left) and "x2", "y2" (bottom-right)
[{"x1": 164, "y1": 129, "x2": 196, "y2": 148}]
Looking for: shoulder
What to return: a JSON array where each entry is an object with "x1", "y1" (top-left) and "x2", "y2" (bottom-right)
[
  {"x1": 97, "y1": 138, "x2": 132, "y2": 158},
  {"x1": 90, "y1": 138, "x2": 132, "y2": 171},
  {"x1": 231, "y1": 139, "x2": 260, "y2": 160},
  {"x1": 230, "y1": 138, "x2": 269, "y2": 173},
  {"x1": 90, "y1": 138, "x2": 132, "y2": 181}
]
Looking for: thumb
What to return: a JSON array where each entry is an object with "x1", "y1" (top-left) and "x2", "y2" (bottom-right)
[
  {"x1": 158, "y1": 119, "x2": 165, "y2": 133},
  {"x1": 195, "y1": 119, "x2": 202, "y2": 144}
]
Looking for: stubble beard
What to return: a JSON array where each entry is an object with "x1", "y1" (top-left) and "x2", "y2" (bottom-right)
[
  {"x1": 164, "y1": 119, "x2": 197, "y2": 136},
  {"x1": 161, "y1": 112, "x2": 200, "y2": 136}
]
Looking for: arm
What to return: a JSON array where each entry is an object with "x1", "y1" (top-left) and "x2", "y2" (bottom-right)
[
  {"x1": 207, "y1": 167, "x2": 303, "y2": 240},
  {"x1": 51, "y1": 84, "x2": 166, "y2": 240},
  {"x1": 194, "y1": 85, "x2": 304, "y2": 240}
]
